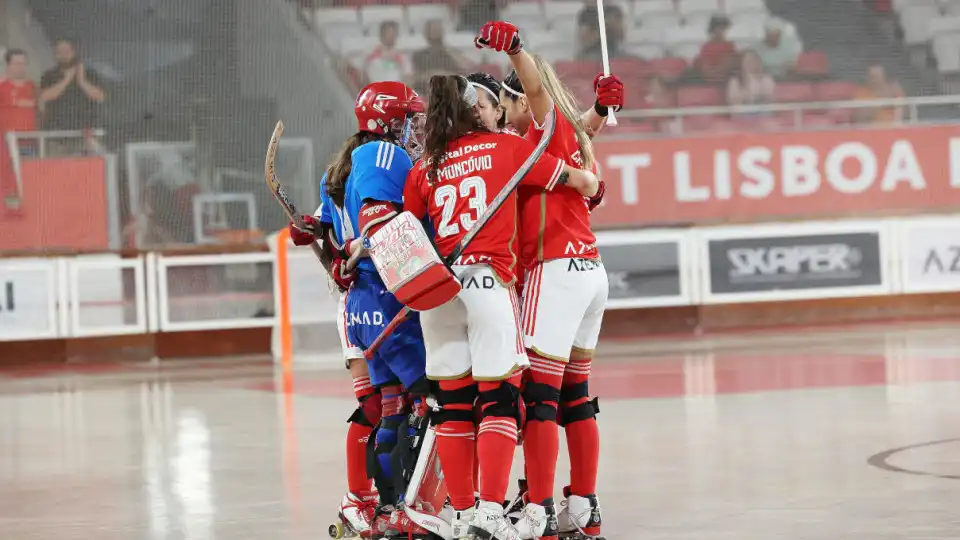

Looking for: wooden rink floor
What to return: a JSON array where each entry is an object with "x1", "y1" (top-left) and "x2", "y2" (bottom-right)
[{"x1": 1, "y1": 322, "x2": 960, "y2": 539}]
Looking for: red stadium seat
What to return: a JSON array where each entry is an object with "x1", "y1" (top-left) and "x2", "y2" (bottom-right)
[
  {"x1": 816, "y1": 81, "x2": 859, "y2": 102},
  {"x1": 774, "y1": 82, "x2": 816, "y2": 103},
  {"x1": 676, "y1": 85, "x2": 723, "y2": 107},
  {"x1": 555, "y1": 60, "x2": 603, "y2": 79},
  {"x1": 610, "y1": 57, "x2": 652, "y2": 79},
  {"x1": 794, "y1": 51, "x2": 830, "y2": 78},
  {"x1": 473, "y1": 63, "x2": 504, "y2": 80},
  {"x1": 648, "y1": 57, "x2": 688, "y2": 80},
  {"x1": 800, "y1": 113, "x2": 838, "y2": 128},
  {"x1": 683, "y1": 114, "x2": 726, "y2": 132}
]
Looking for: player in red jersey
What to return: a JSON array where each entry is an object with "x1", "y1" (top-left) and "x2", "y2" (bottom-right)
[
  {"x1": 476, "y1": 21, "x2": 620, "y2": 540},
  {"x1": 403, "y1": 74, "x2": 598, "y2": 540}
]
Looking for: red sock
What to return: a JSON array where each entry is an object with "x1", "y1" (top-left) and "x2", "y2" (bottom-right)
[
  {"x1": 346, "y1": 375, "x2": 377, "y2": 494},
  {"x1": 562, "y1": 359, "x2": 599, "y2": 496},
  {"x1": 477, "y1": 374, "x2": 522, "y2": 504},
  {"x1": 473, "y1": 429, "x2": 480, "y2": 490},
  {"x1": 436, "y1": 377, "x2": 477, "y2": 510},
  {"x1": 523, "y1": 351, "x2": 563, "y2": 504},
  {"x1": 346, "y1": 422, "x2": 374, "y2": 493}
]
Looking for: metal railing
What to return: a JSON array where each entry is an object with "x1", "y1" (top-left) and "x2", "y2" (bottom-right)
[{"x1": 611, "y1": 95, "x2": 960, "y2": 138}]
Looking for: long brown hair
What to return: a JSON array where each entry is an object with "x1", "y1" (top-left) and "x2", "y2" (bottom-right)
[
  {"x1": 423, "y1": 75, "x2": 487, "y2": 184},
  {"x1": 325, "y1": 131, "x2": 382, "y2": 206}
]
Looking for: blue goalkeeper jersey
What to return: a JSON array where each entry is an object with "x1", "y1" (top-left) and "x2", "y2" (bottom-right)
[{"x1": 318, "y1": 140, "x2": 413, "y2": 275}]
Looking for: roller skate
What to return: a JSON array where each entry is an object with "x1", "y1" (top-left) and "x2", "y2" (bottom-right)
[
  {"x1": 504, "y1": 479, "x2": 528, "y2": 525},
  {"x1": 329, "y1": 492, "x2": 378, "y2": 539},
  {"x1": 467, "y1": 500, "x2": 522, "y2": 540},
  {"x1": 556, "y1": 488, "x2": 604, "y2": 540},
  {"x1": 515, "y1": 498, "x2": 559, "y2": 540}
]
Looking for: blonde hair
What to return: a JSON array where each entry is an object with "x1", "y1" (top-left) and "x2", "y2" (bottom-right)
[{"x1": 531, "y1": 53, "x2": 595, "y2": 171}]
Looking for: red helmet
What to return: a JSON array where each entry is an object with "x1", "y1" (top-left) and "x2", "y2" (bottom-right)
[{"x1": 354, "y1": 81, "x2": 424, "y2": 135}]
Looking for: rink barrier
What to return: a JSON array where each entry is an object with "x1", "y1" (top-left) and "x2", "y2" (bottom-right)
[{"x1": 1, "y1": 214, "x2": 958, "y2": 346}]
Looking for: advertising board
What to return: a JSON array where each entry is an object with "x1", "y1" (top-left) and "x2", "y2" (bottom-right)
[
  {"x1": 899, "y1": 217, "x2": 960, "y2": 293},
  {"x1": 592, "y1": 125, "x2": 960, "y2": 227},
  {"x1": 0, "y1": 260, "x2": 58, "y2": 340},
  {"x1": 596, "y1": 230, "x2": 692, "y2": 309},
  {"x1": 699, "y1": 222, "x2": 890, "y2": 303}
]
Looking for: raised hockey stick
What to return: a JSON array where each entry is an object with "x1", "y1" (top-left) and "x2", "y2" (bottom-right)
[
  {"x1": 266, "y1": 120, "x2": 334, "y2": 273},
  {"x1": 362, "y1": 109, "x2": 559, "y2": 360},
  {"x1": 596, "y1": 0, "x2": 618, "y2": 126}
]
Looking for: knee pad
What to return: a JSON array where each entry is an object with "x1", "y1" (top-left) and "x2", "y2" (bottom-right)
[
  {"x1": 381, "y1": 383, "x2": 412, "y2": 416},
  {"x1": 346, "y1": 389, "x2": 382, "y2": 428},
  {"x1": 478, "y1": 382, "x2": 522, "y2": 424},
  {"x1": 523, "y1": 381, "x2": 560, "y2": 423},
  {"x1": 434, "y1": 383, "x2": 478, "y2": 425},
  {"x1": 559, "y1": 381, "x2": 599, "y2": 426}
]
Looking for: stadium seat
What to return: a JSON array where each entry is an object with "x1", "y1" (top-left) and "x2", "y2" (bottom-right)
[
  {"x1": 683, "y1": 114, "x2": 727, "y2": 132},
  {"x1": 545, "y1": 1, "x2": 586, "y2": 30},
  {"x1": 502, "y1": 2, "x2": 548, "y2": 33},
  {"x1": 669, "y1": 41, "x2": 704, "y2": 61},
  {"x1": 395, "y1": 33, "x2": 427, "y2": 53},
  {"x1": 683, "y1": 11, "x2": 716, "y2": 32},
  {"x1": 678, "y1": 0, "x2": 720, "y2": 16},
  {"x1": 774, "y1": 82, "x2": 816, "y2": 103},
  {"x1": 360, "y1": 5, "x2": 407, "y2": 35},
  {"x1": 317, "y1": 7, "x2": 360, "y2": 26},
  {"x1": 626, "y1": 42, "x2": 667, "y2": 59},
  {"x1": 794, "y1": 50, "x2": 830, "y2": 78},
  {"x1": 663, "y1": 21, "x2": 705, "y2": 46},
  {"x1": 927, "y1": 14, "x2": 960, "y2": 38},
  {"x1": 405, "y1": 3, "x2": 452, "y2": 31},
  {"x1": 648, "y1": 56, "x2": 689, "y2": 79},
  {"x1": 899, "y1": 4, "x2": 940, "y2": 45},
  {"x1": 610, "y1": 56, "x2": 652, "y2": 77},
  {"x1": 723, "y1": 0, "x2": 767, "y2": 13},
  {"x1": 340, "y1": 35, "x2": 379, "y2": 56},
  {"x1": 473, "y1": 62, "x2": 504, "y2": 79},
  {"x1": 640, "y1": 10, "x2": 683, "y2": 29},
  {"x1": 932, "y1": 32, "x2": 960, "y2": 72},
  {"x1": 815, "y1": 81, "x2": 859, "y2": 101},
  {"x1": 801, "y1": 112, "x2": 839, "y2": 128},
  {"x1": 556, "y1": 60, "x2": 604, "y2": 79},
  {"x1": 633, "y1": 0, "x2": 675, "y2": 19},
  {"x1": 677, "y1": 85, "x2": 723, "y2": 106}
]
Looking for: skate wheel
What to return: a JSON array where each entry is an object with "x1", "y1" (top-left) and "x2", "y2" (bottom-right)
[{"x1": 328, "y1": 522, "x2": 345, "y2": 539}]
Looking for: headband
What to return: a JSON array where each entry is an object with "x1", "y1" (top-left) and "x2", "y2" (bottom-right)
[
  {"x1": 502, "y1": 84, "x2": 525, "y2": 97},
  {"x1": 469, "y1": 81, "x2": 500, "y2": 104},
  {"x1": 457, "y1": 75, "x2": 479, "y2": 107}
]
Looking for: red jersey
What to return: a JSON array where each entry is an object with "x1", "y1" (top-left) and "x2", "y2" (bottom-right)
[
  {"x1": 518, "y1": 106, "x2": 598, "y2": 269},
  {"x1": 0, "y1": 79, "x2": 37, "y2": 133},
  {"x1": 404, "y1": 131, "x2": 565, "y2": 285}
]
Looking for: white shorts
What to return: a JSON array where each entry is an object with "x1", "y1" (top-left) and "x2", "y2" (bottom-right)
[
  {"x1": 337, "y1": 292, "x2": 363, "y2": 368},
  {"x1": 522, "y1": 258, "x2": 608, "y2": 361},
  {"x1": 420, "y1": 265, "x2": 528, "y2": 381}
]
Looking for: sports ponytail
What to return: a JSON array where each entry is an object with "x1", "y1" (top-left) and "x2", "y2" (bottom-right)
[
  {"x1": 325, "y1": 131, "x2": 380, "y2": 206},
  {"x1": 423, "y1": 75, "x2": 486, "y2": 184},
  {"x1": 531, "y1": 53, "x2": 595, "y2": 170}
]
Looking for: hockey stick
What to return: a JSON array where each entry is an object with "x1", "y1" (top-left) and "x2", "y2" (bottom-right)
[
  {"x1": 266, "y1": 120, "x2": 364, "y2": 279},
  {"x1": 362, "y1": 109, "x2": 559, "y2": 360},
  {"x1": 266, "y1": 120, "x2": 334, "y2": 272},
  {"x1": 596, "y1": 0, "x2": 618, "y2": 126}
]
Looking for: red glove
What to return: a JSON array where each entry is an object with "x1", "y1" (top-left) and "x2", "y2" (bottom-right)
[
  {"x1": 587, "y1": 180, "x2": 606, "y2": 212},
  {"x1": 288, "y1": 214, "x2": 323, "y2": 246},
  {"x1": 330, "y1": 257, "x2": 356, "y2": 292},
  {"x1": 593, "y1": 74, "x2": 624, "y2": 115},
  {"x1": 475, "y1": 21, "x2": 523, "y2": 55}
]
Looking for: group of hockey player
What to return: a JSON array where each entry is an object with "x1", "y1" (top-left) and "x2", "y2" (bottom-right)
[{"x1": 287, "y1": 20, "x2": 625, "y2": 540}]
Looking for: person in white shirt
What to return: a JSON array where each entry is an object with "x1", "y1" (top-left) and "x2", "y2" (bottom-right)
[
  {"x1": 363, "y1": 21, "x2": 412, "y2": 84},
  {"x1": 755, "y1": 17, "x2": 803, "y2": 78}
]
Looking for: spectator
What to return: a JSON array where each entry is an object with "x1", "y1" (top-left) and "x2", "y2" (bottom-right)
[
  {"x1": 363, "y1": 21, "x2": 412, "y2": 84},
  {"x1": 577, "y1": 5, "x2": 632, "y2": 61},
  {"x1": 412, "y1": 20, "x2": 473, "y2": 93},
  {"x1": 854, "y1": 65, "x2": 904, "y2": 124},
  {"x1": 458, "y1": 0, "x2": 507, "y2": 32},
  {"x1": 755, "y1": 18, "x2": 802, "y2": 79},
  {"x1": 727, "y1": 50, "x2": 775, "y2": 106},
  {"x1": 694, "y1": 15, "x2": 736, "y2": 83},
  {"x1": 39, "y1": 39, "x2": 106, "y2": 131},
  {"x1": 0, "y1": 49, "x2": 38, "y2": 141}
]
